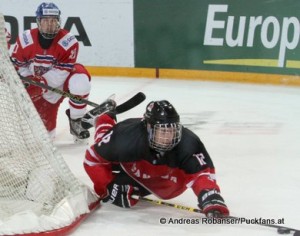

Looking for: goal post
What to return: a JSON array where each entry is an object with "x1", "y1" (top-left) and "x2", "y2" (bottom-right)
[{"x1": 0, "y1": 13, "x2": 99, "y2": 235}]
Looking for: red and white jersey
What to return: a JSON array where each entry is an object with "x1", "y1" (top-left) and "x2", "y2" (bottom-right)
[{"x1": 11, "y1": 28, "x2": 79, "y2": 89}]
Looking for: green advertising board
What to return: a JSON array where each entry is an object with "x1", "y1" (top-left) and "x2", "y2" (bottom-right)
[{"x1": 134, "y1": 0, "x2": 300, "y2": 75}]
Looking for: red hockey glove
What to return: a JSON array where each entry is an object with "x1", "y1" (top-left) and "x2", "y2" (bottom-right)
[
  {"x1": 102, "y1": 182, "x2": 140, "y2": 208},
  {"x1": 22, "y1": 76, "x2": 45, "y2": 99},
  {"x1": 198, "y1": 189, "x2": 229, "y2": 218}
]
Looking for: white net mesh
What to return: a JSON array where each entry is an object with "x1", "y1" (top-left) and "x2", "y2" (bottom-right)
[{"x1": 0, "y1": 13, "x2": 98, "y2": 235}]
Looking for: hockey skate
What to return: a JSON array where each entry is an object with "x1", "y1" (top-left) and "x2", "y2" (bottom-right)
[
  {"x1": 66, "y1": 109, "x2": 90, "y2": 143},
  {"x1": 81, "y1": 95, "x2": 116, "y2": 129}
]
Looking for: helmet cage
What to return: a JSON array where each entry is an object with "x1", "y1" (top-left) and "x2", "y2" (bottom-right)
[
  {"x1": 37, "y1": 17, "x2": 61, "y2": 39},
  {"x1": 148, "y1": 123, "x2": 182, "y2": 152}
]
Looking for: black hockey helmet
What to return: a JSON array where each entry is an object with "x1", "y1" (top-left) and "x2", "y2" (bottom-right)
[
  {"x1": 144, "y1": 100, "x2": 182, "y2": 152},
  {"x1": 144, "y1": 100, "x2": 180, "y2": 125}
]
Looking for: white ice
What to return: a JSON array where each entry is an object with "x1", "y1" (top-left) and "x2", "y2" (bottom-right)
[{"x1": 54, "y1": 77, "x2": 300, "y2": 236}]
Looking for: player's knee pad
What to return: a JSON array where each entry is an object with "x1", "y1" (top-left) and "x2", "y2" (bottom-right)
[{"x1": 68, "y1": 73, "x2": 91, "y2": 96}]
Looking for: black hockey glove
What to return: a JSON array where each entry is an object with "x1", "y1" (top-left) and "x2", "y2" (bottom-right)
[
  {"x1": 198, "y1": 189, "x2": 229, "y2": 218},
  {"x1": 102, "y1": 182, "x2": 140, "y2": 208}
]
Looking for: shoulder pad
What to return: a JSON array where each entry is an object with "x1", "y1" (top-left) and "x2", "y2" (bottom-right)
[
  {"x1": 19, "y1": 30, "x2": 34, "y2": 49},
  {"x1": 58, "y1": 32, "x2": 78, "y2": 51}
]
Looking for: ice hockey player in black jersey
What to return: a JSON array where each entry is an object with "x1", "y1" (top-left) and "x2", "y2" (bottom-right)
[{"x1": 84, "y1": 99, "x2": 229, "y2": 217}]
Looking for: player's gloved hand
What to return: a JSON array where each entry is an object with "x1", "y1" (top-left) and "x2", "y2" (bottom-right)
[
  {"x1": 81, "y1": 98, "x2": 116, "y2": 129},
  {"x1": 21, "y1": 75, "x2": 45, "y2": 99},
  {"x1": 23, "y1": 81, "x2": 30, "y2": 89},
  {"x1": 102, "y1": 182, "x2": 140, "y2": 208},
  {"x1": 198, "y1": 189, "x2": 229, "y2": 218},
  {"x1": 17, "y1": 74, "x2": 31, "y2": 89}
]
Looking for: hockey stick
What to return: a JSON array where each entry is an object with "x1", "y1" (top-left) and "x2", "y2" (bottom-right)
[
  {"x1": 140, "y1": 197, "x2": 202, "y2": 213},
  {"x1": 19, "y1": 75, "x2": 146, "y2": 113},
  {"x1": 20, "y1": 75, "x2": 98, "y2": 107},
  {"x1": 81, "y1": 92, "x2": 146, "y2": 129},
  {"x1": 140, "y1": 197, "x2": 300, "y2": 236},
  {"x1": 115, "y1": 93, "x2": 145, "y2": 114}
]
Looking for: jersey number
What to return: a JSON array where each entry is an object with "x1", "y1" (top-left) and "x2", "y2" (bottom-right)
[
  {"x1": 97, "y1": 130, "x2": 113, "y2": 147},
  {"x1": 69, "y1": 49, "x2": 77, "y2": 60},
  {"x1": 193, "y1": 153, "x2": 207, "y2": 166}
]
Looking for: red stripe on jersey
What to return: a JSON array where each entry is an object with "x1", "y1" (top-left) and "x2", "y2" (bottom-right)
[
  {"x1": 69, "y1": 100, "x2": 87, "y2": 109},
  {"x1": 69, "y1": 94, "x2": 89, "y2": 108}
]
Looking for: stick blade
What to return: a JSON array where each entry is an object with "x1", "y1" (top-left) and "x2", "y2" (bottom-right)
[{"x1": 116, "y1": 92, "x2": 146, "y2": 114}]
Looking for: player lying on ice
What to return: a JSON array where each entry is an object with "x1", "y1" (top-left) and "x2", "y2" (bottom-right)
[{"x1": 83, "y1": 99, "x2": 230, "y2": 217}]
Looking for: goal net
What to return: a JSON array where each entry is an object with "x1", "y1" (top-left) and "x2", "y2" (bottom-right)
[{"x1": 0, "y1": 13, "x2": 99, "y2": 235}]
